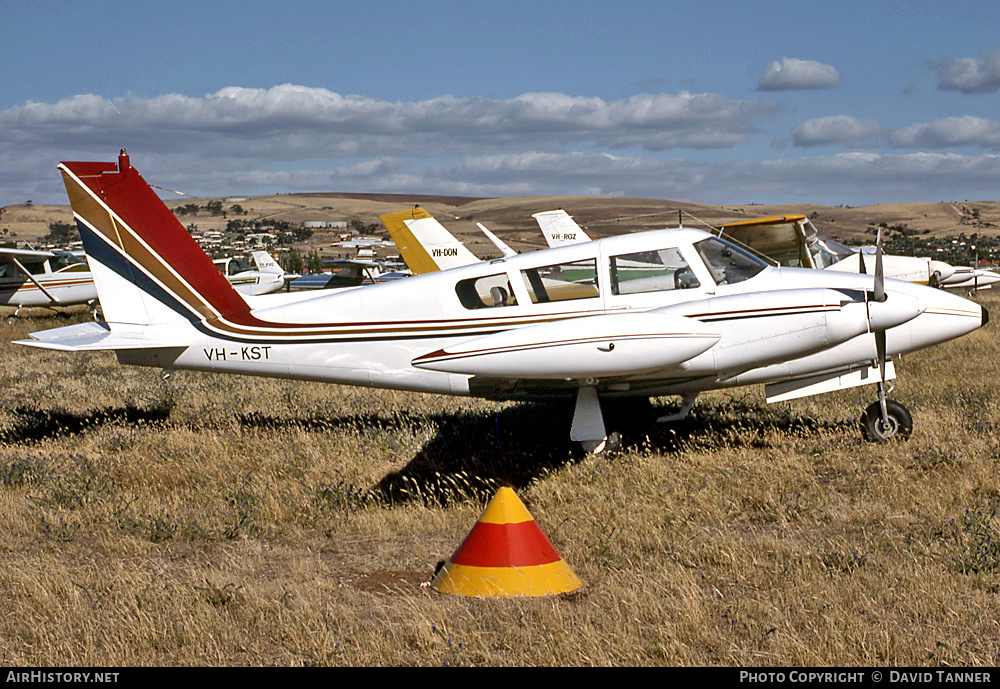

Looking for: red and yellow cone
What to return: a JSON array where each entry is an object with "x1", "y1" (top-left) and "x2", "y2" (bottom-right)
[{"x1": 431, "y1": 487, "x2": 583, "y2": 597}]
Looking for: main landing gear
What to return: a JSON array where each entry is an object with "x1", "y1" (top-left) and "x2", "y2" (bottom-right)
[
  {"x1": 570, "y1": 386, "x2": 620, "y2": 454},
  {"x1": 570, "y1": 382, "x2": 914, "y2": 453},
  {"x1": 570, "y1": 386, "x2": 695, "y2": 455}
]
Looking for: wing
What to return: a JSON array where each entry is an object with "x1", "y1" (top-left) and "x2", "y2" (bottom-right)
[{"x1": 0, "y1": 247, "x2": 56, "y2": 265}]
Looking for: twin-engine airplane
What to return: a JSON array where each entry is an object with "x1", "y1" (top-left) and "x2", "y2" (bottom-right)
[{"x1": 18, "y1": 151, "x2": 989, "y2": 452}]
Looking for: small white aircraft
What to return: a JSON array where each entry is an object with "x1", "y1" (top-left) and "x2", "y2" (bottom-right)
[
  {"x1": 935, "y1": 264, "x2": 1000, "y2": 292},
  {"x1": 716, "y1": 215, "x2": 958, "y2": 287},
  {"x1": 382, "y1": 206, "x2": 585, "y2": 268},
  {"x1": 0, "y1": 247, "x2": 98, "y2": 315},
  {"x1": 213, "y1": 251, "x2": 297, "y2": 296},
  {"x1": 20, "y1": 151, "x2": 989, "y2": 453},
  {"x1": 289, "y1": 258, "x2": 409, "y2": 290}
]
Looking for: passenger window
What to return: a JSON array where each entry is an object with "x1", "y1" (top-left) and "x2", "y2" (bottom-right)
[
  {"x1": 610, "y1": 248, "x2": 700, "y2": 295},
  {"x1": 519, "y1": 259, "x2": 599, "y2": 303},
  {"x1": 456, "y1": 273, "x2": 518, "y2": 309}
]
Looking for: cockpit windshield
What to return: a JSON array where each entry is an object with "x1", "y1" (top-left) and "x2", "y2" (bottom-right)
[
  {"x1": 50, "y1": 253, "x2": 87, "y2": 272},
  {"x1": 809, "y1": 237, "x2": 856, "y2": 269},
  {"x1": 226, "y1": 259, "x2": 253, "y2": 275},
  {"x1": 693, "y1": 237, "x2": 768, "y2": 285}
]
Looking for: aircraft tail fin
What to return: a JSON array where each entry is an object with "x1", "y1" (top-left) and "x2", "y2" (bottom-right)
[
  {"x1": 250, "y1": 251, "x2": 285, "y2": 275},
  {"x1": 380, "y1": 206, "x2": 479, "y2": 274},
  {"x1": 58, "y1": 150, "x2": 250, "y2": 326},
  {"x1": 532, "y1": 209, "x2": 591, "y2": 248}
]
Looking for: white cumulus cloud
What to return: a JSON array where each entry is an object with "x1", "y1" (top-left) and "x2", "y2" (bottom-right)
[
  {"x1": 758, "y1": 58, "x2": 841, "y2": 91},
  {"x1": 792, "y1": 115, "x2": 883, "y2": 147},
  {"x1": 926, "y1": 49, "x2": 1000, "y2": 94},
  {"x1": 889, "y1": 116, "x2": 1000, "y2": 149}
]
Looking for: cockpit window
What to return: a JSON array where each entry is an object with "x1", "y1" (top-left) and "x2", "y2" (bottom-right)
[
  {"x1": 50, "y1": 253, "x2": 86, "y2": 272},
  {"x1": 809, "y1": 237, "x2": 856, "y2": 269},
  {"x1": 456, "y1": 273, "x2": 518, "y2": 309},
  {"x1": 227, "y1": 259, "x2": 253, "y2": 275},
  {"x1": 694, "y1": 237, "x2": 767, "y2": 285},
  {"x1": 610, "y1": 247, "x2": 700, "y2": 294},
  {"x1": 519, "y1": 258, "x2": 599, "y2": 304},
  {"x1": 0, "y1": 263, "x2": 25, "y2": 279}
]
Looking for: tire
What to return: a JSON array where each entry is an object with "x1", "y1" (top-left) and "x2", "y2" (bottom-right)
[{"x1": 860, "y1": 400, "x2": 913, "y2": 442}]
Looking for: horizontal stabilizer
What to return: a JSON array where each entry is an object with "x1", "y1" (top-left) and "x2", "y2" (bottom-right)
[{"x1": 17, "y1": 321, "x2": 189, "y2": 352}]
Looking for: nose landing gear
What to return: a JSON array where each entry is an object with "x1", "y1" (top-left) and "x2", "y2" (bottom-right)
[{"x1": 860, "y1": 399, "x2": 913, "y2": 442}]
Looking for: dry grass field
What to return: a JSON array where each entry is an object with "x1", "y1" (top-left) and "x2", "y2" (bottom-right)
[{"x1": 0, "y1": 287, "x2": 997, "y2": 667}]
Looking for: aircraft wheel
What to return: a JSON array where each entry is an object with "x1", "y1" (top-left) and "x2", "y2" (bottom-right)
[
  {"x1": 579, "y1": 431, "x2": 623, "y2": 455},
  {"x1": 860, "y1": 400, "x2": 913, "y2": 442}
]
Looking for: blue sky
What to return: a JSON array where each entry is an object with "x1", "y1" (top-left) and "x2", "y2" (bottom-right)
[{"x1": 2, "y1": 0, "x2": 999, "y2": 207}]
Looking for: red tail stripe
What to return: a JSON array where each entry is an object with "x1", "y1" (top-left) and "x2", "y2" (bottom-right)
[{"x1": 65, "y1": 161, "x2": 250, "y2": 319}]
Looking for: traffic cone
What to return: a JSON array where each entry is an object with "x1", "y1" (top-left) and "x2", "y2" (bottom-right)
[{"x1": 431, "y1": 487, "x2": 583, "y2": 597}]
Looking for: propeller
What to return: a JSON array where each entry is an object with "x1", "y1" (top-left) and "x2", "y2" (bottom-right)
[{"x1": 865, "y1": 229, "x2": 891, "y2": 431}]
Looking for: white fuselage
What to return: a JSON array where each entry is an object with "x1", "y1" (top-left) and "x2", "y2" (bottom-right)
[{"x1": 116, "y1": 229, "x2": 983, "y2": 402}]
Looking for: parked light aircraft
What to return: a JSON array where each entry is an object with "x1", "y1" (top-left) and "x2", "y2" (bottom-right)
[
  {"x1": 289, "y1": 258, "x2": 409, "y2": 290},
  {"x1": 0, "y1": 247, "x2": 98, "y2": 315},
  {"x1": 382, "y1": 206, "x2": 586, "y2": 270},
  {"x1": 19, "y1": 151, "x2": 989, "y2": 453},
  {"x1": 213, "y1": 251, "x2": 297, "y2": 296},
  {"x1": 715, "y1": 215, "x2": 960, "y2": 287},
  {"x1": 479, "y1": 208, "x2": 589, "y2": 256},
  {"x1": 935, "y1": 264, "x2": 1000, "y2": 292}
]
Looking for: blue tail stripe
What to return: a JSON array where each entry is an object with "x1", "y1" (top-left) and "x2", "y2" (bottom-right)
[{"x1": 76, "y1": 219, "x2": 201, "y2": 322}]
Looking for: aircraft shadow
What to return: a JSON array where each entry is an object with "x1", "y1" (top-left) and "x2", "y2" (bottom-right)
[
  {"x1": 0, "y1": 398, "x2": 855, "y2": 508},
  {"x1": 241, "y1": 396, "x2": 856, "y2": 507},
  {"x1": 374, "y1": 397, "x2": 857, "y2": 506},
  {"x1": 0, "y1": 403, "x2": 173, "y2": 445},
  {"x1": 239, "y1": 401, "x2": 581, "y2": 505}
]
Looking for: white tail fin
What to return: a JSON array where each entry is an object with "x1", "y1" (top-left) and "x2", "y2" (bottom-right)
[
  {"x1": 250, "y1": 251, "x2": 285, "y2": 275},
  {"x1": 532, "y1": 209, "x2": 591, "y2": 248}
]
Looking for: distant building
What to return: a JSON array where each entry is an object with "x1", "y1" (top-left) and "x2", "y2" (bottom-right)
[{"x1": 303, "y1": 221, "x2": 348, "y2": 230}]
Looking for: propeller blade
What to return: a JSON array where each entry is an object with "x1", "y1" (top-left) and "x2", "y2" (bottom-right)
[{"x1": 874, "y1": 229, "x2": 885, "y2": 303}]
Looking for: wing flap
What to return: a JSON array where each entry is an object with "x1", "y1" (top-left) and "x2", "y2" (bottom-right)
[{"x1": 764, "y1": 362, "x2": 896, "y2": 403}]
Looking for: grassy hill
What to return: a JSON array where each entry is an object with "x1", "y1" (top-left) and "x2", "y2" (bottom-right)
[{"x1": 5, "y1": 195, "x2": 1000, "y2": 257}]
